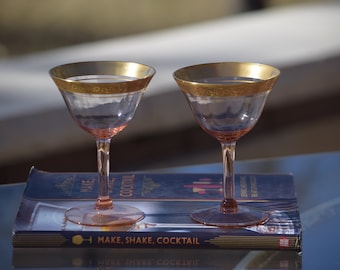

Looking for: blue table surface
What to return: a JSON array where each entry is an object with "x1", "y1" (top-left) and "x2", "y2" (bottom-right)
[{"x1": 1, "y1": 152, "x2": 340, "y2": 269}]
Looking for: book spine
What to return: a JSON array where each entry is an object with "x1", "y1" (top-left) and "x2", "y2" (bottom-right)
[{"x1": 12, "y1": 231, "x2": 301, "y2": 250}]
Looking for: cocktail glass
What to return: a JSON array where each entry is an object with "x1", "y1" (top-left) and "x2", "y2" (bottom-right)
[
  {"x1": 50, "y1": 61, "x2": 155, "y2": 226},
  {"x1": 173, "y1": 62, "x2": 279, "y2": 227}
]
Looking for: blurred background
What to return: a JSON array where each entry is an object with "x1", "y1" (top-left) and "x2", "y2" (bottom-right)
[
  {"x1": 0, "y1": 0, "x2": 339, "y2": 183},
  {"x1": 0, "y1": 0, "x2": 316, "y2": 57}
]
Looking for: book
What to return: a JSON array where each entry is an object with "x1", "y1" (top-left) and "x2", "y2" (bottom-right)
[{"x1": 12, "y1": 168, "x2": 302, "y2": 250}]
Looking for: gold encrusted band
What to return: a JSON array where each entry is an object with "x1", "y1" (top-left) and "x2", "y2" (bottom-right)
[
  {"x1": 49, "y1": 61, "x2": 156, "y2": 94},
  {"x1": 173, "y1": 62, "x2": 280, "y2": 97}
]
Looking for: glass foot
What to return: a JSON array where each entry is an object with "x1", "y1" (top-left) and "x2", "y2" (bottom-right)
[
  {"x1": 65, "y1": 204, "x2": 145, "y2": 227},
  {"x1": 190, "y1": 205, "x2": 269, "y2": 228}
]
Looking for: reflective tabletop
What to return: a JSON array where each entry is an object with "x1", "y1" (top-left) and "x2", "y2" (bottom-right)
[{"x1": 1, "y1": 152, "x2": 340, "y2": 269}]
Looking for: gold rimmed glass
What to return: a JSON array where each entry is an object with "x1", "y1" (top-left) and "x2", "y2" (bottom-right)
[
  {"x1": 50, "y1": 61, "x2": 155, "y2": 227},
  {"x1": 174, "y1": 62, "x2": 280, "y2": 227}
]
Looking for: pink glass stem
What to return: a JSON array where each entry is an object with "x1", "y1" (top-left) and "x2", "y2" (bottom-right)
[
  {"x1": 220, "y1": 141, "x2": 238, "y2": 213},
  {"x1": 95, "y1": 139, "x2": 113, "y2": 210}
]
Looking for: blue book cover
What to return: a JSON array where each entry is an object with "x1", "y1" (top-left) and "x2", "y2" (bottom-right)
[{"x1": 12, "y1": 168, "x2": 302, "y2": 250}]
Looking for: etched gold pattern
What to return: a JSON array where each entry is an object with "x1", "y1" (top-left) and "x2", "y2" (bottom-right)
[
  {"x1": 49, "y1": 61, "x2": 156, "y2": 94},
  {"x1": 173, "y1": 62, "x2": 280, "y2": 97}
]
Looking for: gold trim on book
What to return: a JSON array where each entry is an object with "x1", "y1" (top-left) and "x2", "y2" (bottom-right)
[
  {"x1": 205, "y1": 235, "x2": 300, "y2": 249},
  {"x1": 12, "y1": 233, "x2": 68, "y2": 247}
]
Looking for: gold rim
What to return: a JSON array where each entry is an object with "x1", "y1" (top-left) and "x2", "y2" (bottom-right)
[
  {"x1": 173, "y1": 62, "x2": 280, "y2": 97},
  {"x1": 49, "y1": 61, "x2": 156, "y2": 94}
]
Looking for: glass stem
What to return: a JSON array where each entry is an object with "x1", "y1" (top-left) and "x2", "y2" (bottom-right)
[
  {"x1": 220, "y1": 141, "x2": 238, "y2": 213},
  {"x1": 95, "y1": 138, "x2": 113, "y2": 210}
]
